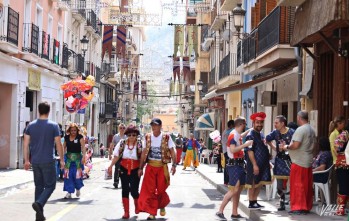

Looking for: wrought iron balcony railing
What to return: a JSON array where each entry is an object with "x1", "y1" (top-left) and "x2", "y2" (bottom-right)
[
  {"x1": 86, "y1": 9, "x2": 97, "y2": 31},
  {"x1": 23, "y1": 23, "x2": 39, "y2": 55},
  {"x1": 61, "y1": 43, "x2": 69, "y2": 68},
  {"x1": 41, "y1": 31, "x2": 50, "y2": 60},
  {"x1": 77, "y1": 54, "x2": 84, "y2": 73},
  {"x1": 95, "y1": 66, "x2": 101, "y2": 83},
  {"x1": 237, "y1": 41, "x2": 242, "y2": 67},
  {"x1": 208, "y1": 67, "x2": 215, "y2": 88},
  {"x1": 0, "y1": 6, "x2": 19, "y2": 46},
  {"x1": 219, "y1": 53, "x2": 230, "y2": 80},
  {"x1": 257, "y1": 6, "x2": 294, "y2": 56},
  {"x1": 99, "y1": 102, "x2": 115, "y2": 119}
]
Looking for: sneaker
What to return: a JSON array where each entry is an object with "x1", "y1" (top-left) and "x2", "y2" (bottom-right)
[
  {"x1": 256, "y1": 202, "x2": 264, "y2": 208},
  {"x1": 182, "y1": 167, "x2": 186, "y2": 170},
  {"x1": 248, "y1": 203, "x2": 260, "y2": 210},
  {"x1": 64, "y1": 193, "x2": 72, "y2": 199},
  {"x1": 147, "y1": 215, "x2": 156, "y2": 220},
  {"x1": 160, "y1": 208, "x2": 166, "y2": 216},
  {"x1": 231, "y1": 214, "x2": 245, "y2": 220},
  {"x1": 113, "y1": 182, "x2": 119, "y2": 188},
  {"x1": 32, "y1": 202, "x2": 45, "y2": 221},
  {"x1": 76, "y1": 190, "x2": 81, "y2": 197},
  {"x1": 215, "y1": 212, "x2": 227, "y2": 220}
]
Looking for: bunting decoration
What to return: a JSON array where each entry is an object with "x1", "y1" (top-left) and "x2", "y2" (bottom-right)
[{"x1": 102, "y1": 25, "x2": 113, "y2": 60}]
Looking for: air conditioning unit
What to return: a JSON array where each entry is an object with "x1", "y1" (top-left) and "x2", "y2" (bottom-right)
[{"x1": 261, "y1": 91, "x2": 277, "y2": 106}]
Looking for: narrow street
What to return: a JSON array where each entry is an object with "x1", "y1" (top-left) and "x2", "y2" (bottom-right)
[{"x1": 0, "y1": 162, "x2": 246, "y2": 221}]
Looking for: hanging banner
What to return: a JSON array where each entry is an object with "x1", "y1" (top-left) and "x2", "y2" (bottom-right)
[
  {"x1": 173, "y1": 57, "x2": 180, "y2": 83},
  {"x1": 102, "y1": 25, "x2": 113, "y2": 60},
  {"x1": 170, "y1": 81, "x2": 175, "y2": 97},
  {"x1": 173, "y1": 25, "x2": 184, "y2": 57},
  {"x1": 28, "y1": 69, "x2": 41, "y2": 91},
  {"x1": 141, "y1": 81, "x2": 147, "y2": 100},
  {"x1": 133, "y1": 81, "x2": 139, "y2": 101},
  {"x1": 182, "y1": 57, "x2": 190, "y2": 82}
]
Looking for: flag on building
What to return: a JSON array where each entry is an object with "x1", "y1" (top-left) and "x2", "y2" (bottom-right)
[
  {"x1": 182, "y1": 56, "x2": 190, "y2": 82},
  {"x1": 116, "y1": 26, "x2": 127, "y2": 65},
  {"x1": 102, "y1": 25, "x2": 113, "y2": 60},
  {"x1": 173, "y1": 57, "x2": 181, "y2": 83},
  {"x1": 174, "y1": 25, "x2": 184, "y2": 57},
  {"x1": 53, "y1": 39, "x2": 60, "y2": 65}
]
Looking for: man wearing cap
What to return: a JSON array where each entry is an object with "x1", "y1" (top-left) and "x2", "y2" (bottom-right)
[
  {"x1": 245, "y1": 112, "x2": 272, "y2": 209},
  {"x1": 138, "y1": 118, "x2": 177, "y2": 220}
]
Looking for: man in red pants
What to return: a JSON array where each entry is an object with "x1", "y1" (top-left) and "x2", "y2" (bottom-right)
[
  {"x1": 280, "y1": 110, "x2": 315, "y2": 215},
  {"x1": 138, "y1": 118, "x2": 177, "y2": 220},
  {"x1": 175, "y1": 134, "x2": 183, "y2": 164}
]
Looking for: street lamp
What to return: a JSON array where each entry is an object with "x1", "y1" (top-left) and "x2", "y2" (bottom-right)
[
  {"x1": 80, "y1": 35, "x2": 89, "y2": 57},
  {"x1": 232, "y1": 3, "x2": 246, "y2": 34},
  {"x1": 197, "y1": 79, "x2": 203, "y2": 91}
]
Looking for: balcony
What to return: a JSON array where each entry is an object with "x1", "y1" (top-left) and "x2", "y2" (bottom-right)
[
  {"x1": 0, "y1": 6, "x2": 19, "y2": 54},
  {"x1": 237, "y1": 41, "x2": 242, "y2": 67},
  {"x1": 22, "y1": 23, "x2": 40, "y2": 63},
  {"x1": 219, "y1": 53, "x2": 230, "y2": 80},
  {"x1": 71, "y1": 0, "x2": 86, "y2": 22},
  {"x1": 76, "y1": 54, "x2": 84, "y2": 73},
  {"x1": 93, "y1": 18, "x2": 102, "y2": 39},
  {"x1": 57, "y1": 0, "x2": 70, "y2": 11},
  {"x1": 95, "y1": 66, "x2": 101, "y2": 83},
  {"x1": 241, "y1": 7, "x2": 296, "y2": 75},
  {"x1": 220, "y1": 0, "x2": 239, "y2": 11},
  {"x1": 201, "y1": 26, "x2": 214, "y2": 52},
  {"x1": 41, "y1": 31, "x2": 50, "y2": 61},
  {"x1": 85, "y1": 9, "x2": 97, "y2": 33},
  {"x1": 61, "y1": 43, "x2": 69, "y2": 69},
  {"x1": 208, "y1": 67, "x2": 215, "y2": 89},
  {"x1": 99, "y1": 102, "x2": 115, "y2": 119},
  {"x1": 210, "y1": 12, "x2": 228, "y2": 31}
]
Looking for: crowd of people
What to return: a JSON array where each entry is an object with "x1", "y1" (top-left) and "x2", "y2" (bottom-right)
[
  {"x1": 23, "y1": 101, "x2": 348, "y2": 220},
  {"x1": 214, "y1": 111, "x2": 349, "y2": 219}
]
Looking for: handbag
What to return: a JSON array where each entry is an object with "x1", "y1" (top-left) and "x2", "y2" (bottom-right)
[
  {"x1": 221, "y1": 153, "x2": 225, "y2": 168},
  {"x1": 345, "y1": 142, "x2": 349, "y2": 165}
]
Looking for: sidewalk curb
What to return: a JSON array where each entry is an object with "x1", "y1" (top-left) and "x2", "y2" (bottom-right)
[
  {"x1": 195, "y1": 167, "x2": 255, "y2": 220},
  {"x1": 0, "y1": 158, "x2": 108, "y2": 198}
]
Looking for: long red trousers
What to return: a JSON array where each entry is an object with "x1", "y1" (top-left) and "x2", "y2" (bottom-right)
[
  {"x1": 138, "y1": 164, "x2": 170, "y2": 215},
  {"x1": 290, "y1": 163, "x2": 313, "y2": 211},
  {"x1": 176, "y1": 148, "x2": 182, "y2": 164}
]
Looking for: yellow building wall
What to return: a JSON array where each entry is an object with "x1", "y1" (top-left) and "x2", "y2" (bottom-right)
[
  {"x1": 226, "y1": 91, "x2": 242, "y2": 120},
  {"x1": 152, "y1": 114, "x2": 179, "y2": 133}
]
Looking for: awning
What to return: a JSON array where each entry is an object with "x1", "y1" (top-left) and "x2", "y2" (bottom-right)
[
  {"x1": 299, "y1": 56, "x2": 314, "y2": 97},
  {"x1": 216, "y1": 71, "x2": 286, "y2": 94},
  {"x1": 195, "y1": 113, "x2": 215, "y2": 131},
  {"x1": 202, "y1": 89, "x2": 219, "y2": 100}
]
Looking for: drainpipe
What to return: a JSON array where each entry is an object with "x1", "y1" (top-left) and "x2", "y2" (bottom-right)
[{"x1": 294, "y1": 47, "x2": 303, "y2": 112}]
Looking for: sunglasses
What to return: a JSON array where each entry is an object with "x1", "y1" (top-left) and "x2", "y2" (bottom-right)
[{"x1": 127, "y1": 134, "x2": 137, "y2": 137}]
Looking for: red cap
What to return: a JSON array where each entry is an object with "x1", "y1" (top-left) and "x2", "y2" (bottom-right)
[{"x1": 250, "y1": 112, "x2": 266, "y2": 121}]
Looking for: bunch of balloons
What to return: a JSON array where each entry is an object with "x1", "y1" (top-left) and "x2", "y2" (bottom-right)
[
  {"x1": 61, "y1": 76, "x2": 95, "y2": 113},
  {"x1": 209, "y1": 130, "x2": 221, "y2": 144}
]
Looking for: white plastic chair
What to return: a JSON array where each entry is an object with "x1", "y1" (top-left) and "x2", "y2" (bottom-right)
[
  {"x1": 200, "y1": 149, "x2": 211, "y2": 164},
  {"x1": 313, "y1": 164, "x2": 334, "y2": 205}
]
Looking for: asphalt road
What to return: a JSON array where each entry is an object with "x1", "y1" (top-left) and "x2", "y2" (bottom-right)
[{"x1": 0, "y1": 163, "x2": 248, "y2": 221}]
